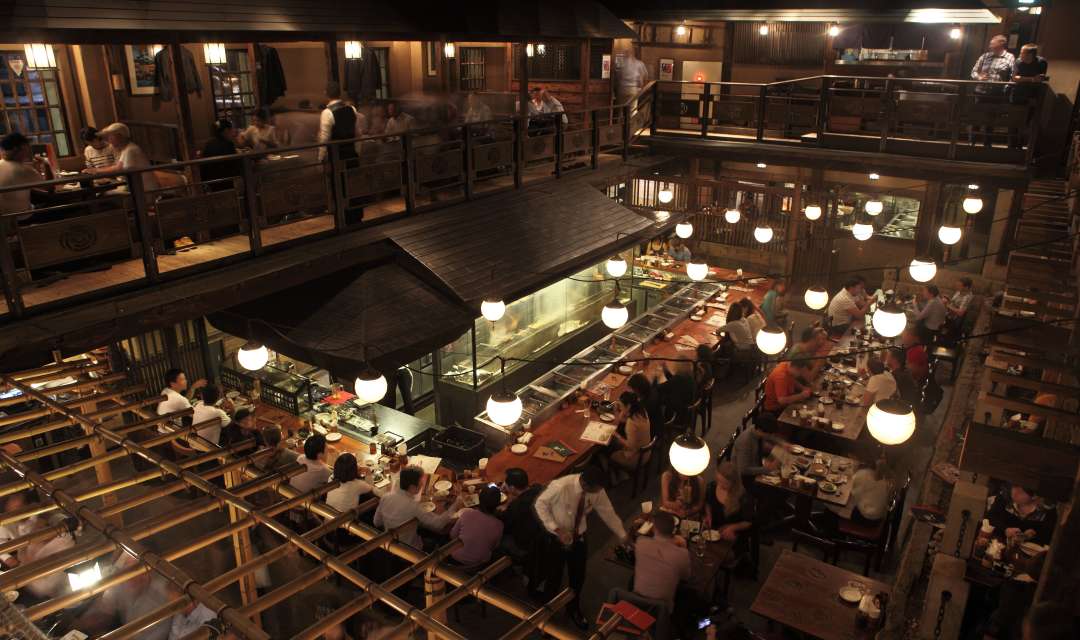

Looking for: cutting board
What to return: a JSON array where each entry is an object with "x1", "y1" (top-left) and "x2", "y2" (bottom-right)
[{"x1": 534, "y1": 447, "x2": 569, "y2": 463}]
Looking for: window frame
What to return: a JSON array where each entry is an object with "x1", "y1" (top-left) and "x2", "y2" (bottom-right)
[{"x1": 0, "y1": 49, "x2": 74, "y2": 157}]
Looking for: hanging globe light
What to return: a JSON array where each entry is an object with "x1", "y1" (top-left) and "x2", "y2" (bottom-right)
[
  {"x1": 686, "y1": 261, "x2": 709, "y2": 281},
  {"x1": 724, "y1": 208, "x2": 741, "y2": 223},
  {"x1": 669, "y1": 433, "x2": 711, "y2": 476},
  {"x1": 354, "y1": 367, "x2": 388, "y2": 404},
  {"x1": 909, "y1": 257, "x2": 937, "y2": 283},
  {"x1": 868, "y1": 172, "x2": 880, "y2": 181},
  {"x1": 655, "y1": 210, "x2": 671, "y2": 222},
  {"x1": 852, "y1": 222, "x2": 874, "y2": 241},
  {"x1": 938, "y1": 224, "x2": 962, "y2": 245},
  {"x1": 236, "y1": 341, "x2": 269, "y2": 371},
  {"x1": 804, "y1": 204, "x2": 822, "y2": 221},
  {"x1": 675, "y1": 24, "x2": 688, "y2": 36},
  {"x1": 675, "y1": 222, "x2": 693, "y2": 239},
  {"x1": 865, "y1": 199, "x2": 884, "y2": 216},
  {"x1": 487, "y1": 392, "x2": 523, "y2": 427},
  {"x1": 754, "y1": 226, "x2": 773, "y2": 243},
  {"x1": 804, "y1": 286, "x2": 829, "y2": 310},
  {"x1": 601, "y1": 299, "x2": 629, "y2": 329},
  {"x1": 606, "y1": 256, "x2": 628, "y2": 278},
  {"x1": 867, "y1": 398, "x2": 917, "y2": 445},
  {"x1": 755, "y1": 325, "x2": 787, "y2": 355},
  {"x1": 658, "y1": 186, "x2": 674, "y2": 204},
  {"x1": 962, "y1": 194, "x2": 983, "y2": 214},
  {"x1": 871, "y1": 300, "x2": 907, "y2": 338},
  {"x1": 481, "y1": 297, "x2": 506, "y2": 322}
]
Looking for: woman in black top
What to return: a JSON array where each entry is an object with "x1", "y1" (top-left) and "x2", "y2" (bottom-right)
[
  {"x1": 985, "y1": 484, "x2": 1057, "y2": 545},
  {"x1": 200, "y1": 119, "x2": 242, "y2": 189},
  {"x1": 704, "y1": 460, "x2": 754, "y2": 551}
]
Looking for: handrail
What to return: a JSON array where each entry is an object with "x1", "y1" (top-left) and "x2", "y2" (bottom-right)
[{"x1": 652, "y1": 75, "x2": 1022, "y2": 88}]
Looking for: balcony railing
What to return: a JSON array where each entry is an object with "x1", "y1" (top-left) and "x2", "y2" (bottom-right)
[
  {"x1": 648, "y1": 75, "x2": 1045, "y2": 164},
  {"x1": 0, "y1": 87, "x2": 656, "y2": 321}
]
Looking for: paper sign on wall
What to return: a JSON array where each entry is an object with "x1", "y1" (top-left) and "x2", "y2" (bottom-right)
[{"x1": 659, "y1": 58, "x2": 674, "y2": 81}]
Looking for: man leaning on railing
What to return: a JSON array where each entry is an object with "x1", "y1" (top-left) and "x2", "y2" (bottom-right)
[{"x1": 0, "y1": 132, "x2": 51, "y2": 223}]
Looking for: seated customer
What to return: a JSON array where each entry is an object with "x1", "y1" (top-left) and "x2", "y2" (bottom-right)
[
  {"x1": 1, "y1": 132, "x2": 49, "y2": 221},
  {"x1": 240, "y1": 106, "x2": 288, "y2": 151},
  {"x1": 946, "y1": 277, "x2": 974, "y2": 321},
  {"x1": 760, "y1": 280, "x2": 787, "y2": 325},
  {"x1": 660, "y1": 465, "x2": 706, "y2": 519},
  {"x1": 827, "y1": 457, "x2": 891, "y2": 523},
  {"x1": 985, "y1": 484, "x2": 1057, "y2": 545},
  {"x1": 291, "y1": 434, "x2": 331, "y2": 493},
  {"x1": 913, "y1": 284, "x2": 947, "y2": 340},
  {"x1": 633, "y1": 511, "x2": 690, "y2": 609},
  {"x1": 450, "y1": 486, "x2": 504, "y2": 569},
  {"x1": 374, "y1": 466, "x2": 462, "y2": 549},
  {"x1": 326, "y1": 452, "x2": 381, "y2": 514},
  {"x1": 884, "y1": 348, "x2": 922, "y2": 414},
  {"x1": 88, "y1": 122, "x2": 159, "y2": 193},
  {"x1": 628, "y1": 373, "x2": 664, "y2": 436},
  {"x1": 668, "y1": 237, "x2": 692, "y2": 262},
  {"x1": 762, "y1": 359, "x2": 813, "y2": 415},
  {"x1": 704, "y1": 461, "x2": 753, "y2": 544},
  {"x1": 788, "y1": 326, "x2": 827, "y2": 381},
  {"x1": 252, "y1": 425, "x2": 299, "y2": 474},
  {"x1": 199, "y1": 119, "x2": 243, "y2": 189},
  {"x1": 827, "y1": 278, "x2": 868, "y2": 336},
  {"x1": 732, "y1": 422, "x2": 786, "y2": 486},
  {"x1": 901, "y1": 327, "x2": 930, "y2": 383},
  {"x1": 609, "y1": 391, "x2": 652, "y2": 472},
  {"x1": 659, "y1": 358, "x2": 696, "y2": 426},
  {"x1": 81, "y1": 126, "x2": 117, "y2": 170},
  {"x1": 499, "y1": 468, "x2": 543, "y2": 558},
  {"x1": 861, "y1": 358, "x2": 897, "y2": 407},
  {"x1": 189, "y1": 384, "x2": 230, "y2": 449}
]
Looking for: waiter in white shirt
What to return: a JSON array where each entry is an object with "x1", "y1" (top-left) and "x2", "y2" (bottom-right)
[
  {"x1": 533, "y1": 466, "x2": 627, "y2": 630},
  {"x1": 826, "y1": 277, "x2": 869, "y2": 337},
  {"x1": 318, "y1": 81, "x2": 366, "y2": 223},
  {"x1": 374, "y1": 466, "x2": 463, "y2": 549},
  {"x1": 189, "y1": 384, "x2": 230, "y2": 450}
]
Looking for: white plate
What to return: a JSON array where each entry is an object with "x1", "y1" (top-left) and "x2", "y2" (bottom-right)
[
  {"x1": 790, "y1": 446, "x2": 806, "y2": 455},
  {"x1": 511, "y1": 443, "x2": 528, "y2": 454},
  {"x1": 820, "y1": 397, "x2": 834, "y2": 405},
  {"x1": 434, "y1": 479, "x2": 453, "y2": 492},
  {"x1": 599, "y1": 412, "x2": 616, "y2": 422},
  {"x1": 325, "y1": 432, "x2": 342, "y2": 442},
  {"x1": 831, "y1": 422, "x2": 846, "y2": 432},
  {"x1": 420, "y1": 502, "x2": 437, "y2": 513},
  {"x1": 314, "y1": 425, "x2": 328, "y2": 435},
  {"x1": 618, "y1": 365, "x2": 634, "y2": 375},
  {"x1": 3, "y1": 590, "x2": 17, "y2": 603},
  {"x1": 690, "y1": 315, "x2": 704, "y2": 322},
  {"x1": 839, "y1": 586, "x2": 864, "y2": 604}
]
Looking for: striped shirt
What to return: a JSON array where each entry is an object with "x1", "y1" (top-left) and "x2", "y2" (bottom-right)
[{"x1": 83, "y1": 144, "x2": 117, "y2": 170}]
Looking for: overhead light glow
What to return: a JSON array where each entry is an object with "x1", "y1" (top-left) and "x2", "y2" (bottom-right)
[
  {"x1": 487, "y1": 392, "x2": 523, "y2": 427},
  {"x1": 962, "y1": 195, "x2": 983, "y2": 214},
  {"x1": 865, "y1": 199, "x2": 884, "y2": 216},
  {"x1": 949, "y1": 27, "x2": 962, "y2": 40},
  {"x1": 67, "y1": 562, "x2": 102, "y2": 591},
  {"x1": 804, "y1": 286, "x2": 828, "y2": 310},
  {"x1": 606, "y1": 257, "x2": 627, "y2": 278},
  {"x1": 852, "y1": 222, "x2": 874, "y2": 241},
  {"x1": 675, "y1": 222, "x2": 693, "y2": 239},
  {"x1": 872, "y1": 302, "x2": 907, "y2": 338},
  {"x1": 938, "y1": 224, "x2": 962, "y2": 245},
  {"x1": 669, "y1": 433, "x2": 711, "y2": 476},
  {"x1": 756, "y1": 162, "x2": 767, "y2": 169},
  {"x1": 755, "y1": 325, "x2": 787, "y2": 355},
  {"x1": 759, "y1": 24, "x2": 769, "y2": 36},
  {"x1": 804, "y1": 204, "x2": 822, "y2": 221},
  {"x1": 526, "y1": 43, "x2": 535, "y2": 57},
  {"x1": 675, "y1": 24, "x2": 688, "y2": 37},
  {"x1": 869, "y1": 172, "x2": 880, "y2": 181},
  {"x1": 536, "y1": 43, "x2": 546, "y2": 55},
  {"x1": 908, "y1": 257, "x2": 937, "y2": 283},
  {"x1": 658, "y1": 187, "x2": 674, "y2": 204},
  {"x1": 724, "y1": 208, "x2": 741, "y2": 224},
  {"x1": 344, "y1": 41, "x2": 363, "y2": 60},
  {"x1": 867, "y1": 399, "x2": 917, "y2": 445},
  {"x1": 23, "y1": 44, "x2": 57, "y2": 70},
  {"x1": 686, "y1": 261, "x2": 709, "y2": 281},
  {"x1": 481, "y1": 298, "x2": 506, "y2": 322},
  {"x1": 754, "y1": 226, "x2": 773, "y2": 243},
  {"x1": 203, "y1": 43, "x2": 227, "y2": 65},
  {"x1": 601, "y1": 300, "x2": 629, "y2": 329},
  {"x1": 237, "y1": 342, "x2": 269, "y2": 371},
  {"x1": 828, "y1": 24, "x2": 841, "y2": 37},
  {"x1": 354, "y1": 368, "x2": 388, "y2": 404}
]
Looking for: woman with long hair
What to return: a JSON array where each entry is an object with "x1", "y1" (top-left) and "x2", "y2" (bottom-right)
[
  {"x1": 660, "y1": 463, "x2": 706, "y2": 519},
  {"x1": 609, "y1": 391, "x2": 652, "y2": 471},
  {"x1": 704, "y1": 461, "x2": 753, "y2": 543}
]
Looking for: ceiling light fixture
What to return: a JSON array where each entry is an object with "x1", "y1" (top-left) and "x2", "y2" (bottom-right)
[
  {"x1": 237, "y1": 341, "x2": 269, "y2": 371},
  {"x1": 755, "y1": 325, "x2": 787, "y2": 355},
  {"x1": 486, "y1": 357, "x2": 522, "y2": 426},
  {"x1": 867, "y1": 398, "x2": 917, "y2": 445},
  {"x1": 686, "y1": 260, "x2": 709, "y2": 281},
  {"x1": 759, "y1": 24, "x2": 770, "y2": 36},
  {"x1": 754, "y1": 225, "x2": 773, "y2": 243},
  {"x1": 675, "y1": 221, "x2": 693, "y2": 239},
  {"x1": 872, "y1": 300, "x2": 907, "y2": 338},
  {"x1": 804, "y1": 204, "x2": 822, "y2": 221},
  {"x1": 804, "y1": 286, "x2": 828, "y2": 310},
  {"x1": 828, "y1": 24, "x2": 841, "y2": 37},
  {"x1": 203, "y1": 43, "x2": 227, "y2": 65},
  {"x1": 481, "y1": 297, "x2": 506, "y2": 322},
  {"x1": 354, "y1": 366, "x2": 388, "y2": 404},
  {"x1": 908, "y1": 257, "x2": 937, "y2": 283},
  {"x1": 724, "y1": 208, "x2": 741, "y2": 223},
  {"x1": 865, "y1": 198, "x2": 884, "y2": 216},
  {"x1": 669, "y1": 432, "x2": 711, "y2": 476},
  {"x1": 606, "y1": 256, "x2": 627, "y2": 278},
  {"x1": 852, "y1": 222, "x2": 874, "y2": 241},
  {"x1": 938, "y1": 224, "x2": 962, "y2": 245},
  {"x1": 658, "y1": 185, "x2": 674, "y2": 204},
  {"x1": 344, "y1": 41, "x2": 363, "y2": 60}
]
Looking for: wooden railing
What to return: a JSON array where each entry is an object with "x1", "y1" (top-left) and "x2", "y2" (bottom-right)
[
  {"x1": 648, "y1": 75, "x2": 1046, "y2": 165},
  {"x1": 0, "y1": 86, "x2": 656, "y2": 321}
]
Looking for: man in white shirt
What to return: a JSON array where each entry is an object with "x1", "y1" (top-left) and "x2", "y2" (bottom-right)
[
  {"x1": 384, "y1": 101, "x2": 416, "y2": 135},
  {"x1": 189, "y1": 384, "x2": 230, "y2": 449},
  {"x1": 913, "y1": 284, "x2": 948, "y2": 338},
  {"x1": 0, "y1": 132, "x2": 47, "y2": 221},
  {"x1": 616, "y1": 51, "x2": 649, "y2": 105},
  {"x1": 946, "y1": 277, "x2": 974, "y2": 320},
  {"x1": 861, "y1": 358, "x2": 897, "y2": 407},
  {"x1": 291, "y1": 434, "x2": 332, "y2": 494},
  {"x1": 88, "y1": 122, "x2": 160, "y2": 194},
  {"x1": 533, "y1": 467, "x2": 627, "y2": 629},
  {"x1": 827, "y1": 278, "x2": 868, "y2": 336},
  {"x1": 156, "y1": 368, "x2": 205, "y2": 434},
  {"x1": 317, "y1": 81, "x2": 366, "y2": 162},
  {"x1": 77, "y1": 551, "x2": 172, "y2": 640},
  {"x1": 373, "y1": 466, "x2": 461, "y2": 549},
  {"x1": 166, "y1": 584, "x2": 217, "y2": 640}
]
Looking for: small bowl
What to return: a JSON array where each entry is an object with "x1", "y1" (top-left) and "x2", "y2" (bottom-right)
[{"x1": 511, "y1": 443, "x2": 528, "y2": 454}]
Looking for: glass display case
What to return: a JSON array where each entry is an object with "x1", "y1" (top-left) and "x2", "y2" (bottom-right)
[
  {"x1": 837, "y1": 192, "x2": 921, "y2": 240},
  {"x1": 437, "y1": 260, "x2": 615, "y2": 391}
]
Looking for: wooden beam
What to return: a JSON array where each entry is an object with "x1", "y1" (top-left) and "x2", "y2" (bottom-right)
[
  {"x1": 1034, "y1": 463, "x2": 1080, "y2": 607},
  {"x1": 959, "y1": 422, "x2": 1079, "y2": 502},
  {"x1": 325, "y1": 40, "x2": 340, "y2": 84},
  {"x1": 168, "y1": 43, "x2": 194, "y2": 160}
]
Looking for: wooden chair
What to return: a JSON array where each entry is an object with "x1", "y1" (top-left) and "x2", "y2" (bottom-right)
[
  {"x1": 834, "y1": 474, "x2": 912, "y2": 576},
  {"x1": 697, "y1": 378, "x2": 715, "y2": 436},
  {"x1": 930, "y1": 339, "x2": 963, "y2": 384},
  {"x1": 631, "y1": 436, "x2": 659, "y2": 498}
]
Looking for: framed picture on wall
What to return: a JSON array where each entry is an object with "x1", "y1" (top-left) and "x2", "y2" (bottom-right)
[
  {"x1": 124, "y1": 44, "x2": 162, "y2": 95},
  {"x1": 424, "y1": 42, "x2": 439, "y2": 77},
  {"x1": 658, "y1": 58, "x2": 674, "y2": 81}
]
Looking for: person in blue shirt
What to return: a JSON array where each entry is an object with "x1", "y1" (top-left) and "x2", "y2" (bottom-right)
[
  {"x1": 669, "y1": 237, "x2": 692, "y2": 262},
  {"x1": 760, "y1": 280, "x2": 787, "y2": 325}
]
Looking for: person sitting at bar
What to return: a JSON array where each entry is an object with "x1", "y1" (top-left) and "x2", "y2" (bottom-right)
[
  {"x1": 704, "y1": 461, "x2": 754, "y2": 544},
  {"x1": 498, "y1": 468, "x2": 543, "y2": 578},
  {"x1": 88, "y1": 122, "x2": 160, "y2": 194},
  {"x1": 77, "y1": 549, "x2": 172, "y2": 640},
  {"x1": 827, "y1": 277, "x2": 868, "y2": 336},
  {"x1": 763, "y1": 358, "x2": 813, "y2": 415},
  {"x1": 861, "y1": 357, "x2": 897, "y2": 408},
  {"x1": 633, "y1": 511, "x2": 689, "y2": 609},
  {"x1": 913, "y1": 284, "x2": 947, "y2": 341},
  {"x1": 628, "y1": 373, "x2": 665, "y2": 438},
  {"x1": 462, "y1": 92, "x2": 494, "y2": 124},
  {"x1": 668, "y1": 237, "x2": 692, "y2": 262},
  {"x1": 240, "y1": 106, "x2": 287, "y2": 152},
  {"x1": 254, "y1": 425, "x2": 299, "y2": 473},
  {"x1": 0, "y1": 491, "x2": 38, "y2": 569},
  {"x1": 718, "y1": 304, "x2": 754, "y2": 350},
  {"x1": 0, "y1": 132, "x2": 48, "y2": 222},
  {"x1": 985, "y1": 484, "x2": 1057, "y2": 546},
  {"x1": 660, "y1": 465, "x2": 706, "y2": 519},
  {"x1": 739, "y1": 298, "x2": 766, "y2": 336},
  {"x1": 165, "y1": 582, "x2": 216, "y2": 640},
  {"x1": 326, "y1": 452, "x2": 381, "y2": 515},
  {"x1": 189, "y1": 384, "x2": 230, "y2": 449},
  {"x1": 291, "y1": 434, "x2": 331, "y2": 494},
  {"x1": 760, "y1": 280, "x2": 787, "y2": 326},
  {"x1": 659, "y1": 358, "x2": 697, "y2": 428},
  {"x1": 449, "y1": 485, "x2": 504, "y2": 569},
  {"x1": 374, "y1": 466, "x2": 462, "y2": 550},
  {"x1": 384, "y1": 101, "x2": 416, "y2": 136},
  {"x1": 198, "y1": 118, "x2": 242, "y2": 189},
  {"x1": 901, "y1": 327, "x2": 930, "y2": 383},
  {"x1": 221, "y1": 407, "x2": 266, "y2": 449},
  {"x1": 156, "y1": 369, "x2": 206, "y2": 458},
  {"x1": 80, "y1": 126, "x2": 117, "y2": 171},
  {"x1": 533, "y1": 466, "x2": 627, "y2": 629},
  {"x1": 608, "y1": 391, "x2": 652, "y2": 473},
  {"x1": 945, "y1": 277, "x2": 974, "y2": 320}
]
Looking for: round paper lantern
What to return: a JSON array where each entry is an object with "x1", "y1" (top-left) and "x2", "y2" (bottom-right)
[
  {"x1": 481, "y1": 298, "x2": 506, "y2": 322},
  {"x1": 804, "y1": 286, "x2": 828, "y2": 310},
  {"x1": 867, "y1": 399, "x2": 917, "y2": 445},
  {"x1": 487, "y1": 392, "x2": 523, "y2": 427},
  {"x1": 755, "y1": 325, "x2": 787, "y2": 355},
  {"x1": 601, "y1": 300, "x2": 629, "y2": 329},
  {"x1": 686, "y1": 261, "x2": 709, "y2": 281},
  {"x1": 675, "y1": 222, "x2": 693, "y2": 239},
  {"x1": 938, "y1": 224, "x2": 962, "y2": 245},
  {"x1": 754, "y1": 226, "x2": 773, "y2": 243},
  {"x1": 669, "y1": 433, "x2": 711, "y2": 476},
  {"x1": 724, "y1": 208, "x2": 741, "y2": 223},
  {"x1": 909, "y1": 257, "x2": 937, "y2": 283},
  {"x1": 606, "y1": 257, "x2": 627, "y2": 278},
  {"x1": 865, "y1": 199, "x2": 884, "y2": 216},
  {"x1": 237, "y1": 342, "x2": 269, "y2": 371},
  {"x1": 852, "y1": 222, "x2": 874, "y2": 241},
  {"x1": 871, "y1": 302, "x2": 907, "y2": 338},
  {"x1": 354, "y1": 369, "x2": 388, "y2": 404},
  {"x1": 804, "y1": 205, "x2": 822, "y2": 221}
]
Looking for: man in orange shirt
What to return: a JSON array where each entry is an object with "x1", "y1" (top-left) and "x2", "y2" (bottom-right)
[{"x1": 763, "y1": 359, "x2": 813, "y2": 413}]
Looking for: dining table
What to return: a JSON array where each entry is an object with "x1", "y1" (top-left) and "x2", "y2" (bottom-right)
[
  {"x1": 751, "y1": 549, "x2": 892, "y2": 640},
  {"x1": 755, "y1": 444, "x2": 860, "y2": 517},
  {"x1": 483, "y1": 270, "x2": 771, "y2": 487}
]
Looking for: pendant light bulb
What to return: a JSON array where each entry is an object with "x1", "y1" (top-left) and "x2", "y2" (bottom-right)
[
  {"x1": 852, "y1": 222, "x2": 874, "y2": 241},
  {"x1": 601, "y1": 300, "x2": 629, "y2": 329},
  {"x1": 758, "y1": 24, "x2": 769, "y2": 36},
  {"x1": 867, "y1": 399, "x2": 917, "y2": 445},
  {"x1": 237, "y1": 341, "x2": 269, "y2": 371},
  {"x1": 804, "y1": 286, "x2": 828, "y2": 310},
  {"x1": 804, "y1": 204, "x2": 822, "y2": 221},
  {"x1": 487, "y1": 392, "x2": 523, "y2": 427},
  {"x1": 871, "y1": 302, "x2": 907, "y2": 338},
  {"x1": 675, "y1": 24, "x2": 688, "y2": 37},
  {"x1": 724, "y1": 208, "x2": 741, "y2": 223},
  {"x1": 828, "y1": 24, "x2": 841, "y2": 37},
  {"x1": 938, "y1": 224, "x2": 962, "y2": 245},
  {"x1": 658, "y1": 187, "x2": 674, "y2": 204},
  {"x1": 909, "y1": 257, "x2": 937, "y2": 283},
  {"x1": 354, "y1": 368, "x2": 388, "y2": 404},
  {"x1": 481, "y1": 298, "x2": 506, "y2": 322},
  {"x1": 962, "y1": 195, "x2": 983, "y2": 214},
  {"x1": 686, "y1": 261, "x2": 709, "y2": 281},
  {"x1": 669, "y1": 433, "x2": 711, "y2": 476},
  {"x1": 675, "y1": 222, "x2": 693, "y2": 239},
  {"x1": 755, "y1": 325, "x2": 787, "y2": 355},
  {"x1": 865, "y1": 199, "x2": 884, "y2": 216},
  {"x1": 754, "y1": 226, "x2": 773, "y2": 243},
  {"x1": 606, "y1": 256, "x2": 628, "y2": 278}
]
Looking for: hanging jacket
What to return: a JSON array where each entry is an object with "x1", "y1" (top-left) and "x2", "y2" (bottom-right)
[
  {"x1": 153, "y1": 46, "x2": 203, "y2": 102},
  {"x1": 256, "y1": 44, "x2": 287, "y2": 106},
  {"x1": 344, "y1": 53, "x2": 382, "y2": 104}
]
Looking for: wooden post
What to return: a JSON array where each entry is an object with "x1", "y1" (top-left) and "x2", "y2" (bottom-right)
[
  {"x1": 325, "y1": 41, "x2": 340, "y2": 85},
  {"x1": 756, "y1": 85, "x2": 767, "y2": 141},
  {"x1": 424, "y1": 567, "x2": 448, "y2": 640},
  {"x1": 518, "y1": 40, "x2": 529, "y2": 117},
  {"x1": 581, "y1": 40, "x2": 591, "y2": 111},
  {"x1": 785, "y1": 182, "x2": 801, "y2": 279},
  {"x1": 241, "y1": 156, "x2": 264, "y2": 252},
  {"x1": 919, "y1": 555, "x2": 970, "y2": 640},
  {"x1": 167, "y1": 43, "x2": 194, "y2": 161},
  {"x1": 129, "y1": 173, "x2": 160, "y2": 282},
  {"x1": 701, "y1": 82, "x2": 711, "y2": 138},
  {"x1": 225, "y1": 468, "x2": 261, "y2": 627},
  {"x1": 915, "y1": 181, "x2": 942, "y2": 258},
  {"x1": 878, "y1": 78, "x2": 893, "y2": 154},
  {"x1": 100, "y1": 45, "x2": 122, "y2": 122},
  {"x1": 997, "y1": 187, "x2": 1025, "y2": 266}
]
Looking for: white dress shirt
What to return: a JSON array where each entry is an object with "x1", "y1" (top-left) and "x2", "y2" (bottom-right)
[
  {"x1": 168, "y1": 603, "x2": 216, "y2": 640},
  {"x1": 533, "y1": 474, "x2": 627, "y2": 539},
  {"x1": 157, "y1": 388, "x2": 191, "y2": 433},
  {"x1": 190, "y1": 401, "x2": 230, "y2": 448},
  {"x1": 326, "y1": 478, "x2": 382, "y2": 514},
  {"x1": 865, "y1": 371, "x2": 897, "y2": 403},
  {"x1": 115, "y1": 143, "x2": 159, "y2": 193},
  {"x1": 914, "y1": 296, "x2": 948, "y2": 331},
  {"x1": 373, "y1": 487, "x2": 454, "y2": 549},
  {"x1": 828, "y1": 288, "x2": 860, "y2": 326},
  {"x1": 290, "y1": 455, "x2": 331, "y2": 494},
  {"x1": 0, "y1": 518, "x2": 35, "y2": 564},
  {"x1": 317, "y1": 100, "x2": 367, "y2": 161}
]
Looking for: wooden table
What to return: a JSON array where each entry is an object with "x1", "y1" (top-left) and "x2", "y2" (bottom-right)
[
  {"x1": 751, "y1": 550, "x2": 892, "y2": 640},
  {"x1": 755, "y1": 446, "x2": 859, "y2": 514},
  {"x1": 484, "y1": 270, "x2": 769, "y2": 486},
  {"x1": 779, "y1": 396, "x2": 867, "y2": 442}
]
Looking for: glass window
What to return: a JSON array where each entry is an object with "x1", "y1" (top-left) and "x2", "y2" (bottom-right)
[
  {"x1": 459, "y1": 47, "x2": 487, "y2": 91},
  {"x1": 512, "y1": 43, "x2": 582, "y2": 81},
  {"x1": 835, "y1": 191, "x2": 920, "y2": 240},
  {"x1": 370, "y1": 48, "x2": 390, "y2": 100},
  {"x1": 209, "y1": 48, "x2": 256, "y2": 128},
  {"x1": 0, "y1": 51, "x2": 72, "y2": 156}
]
